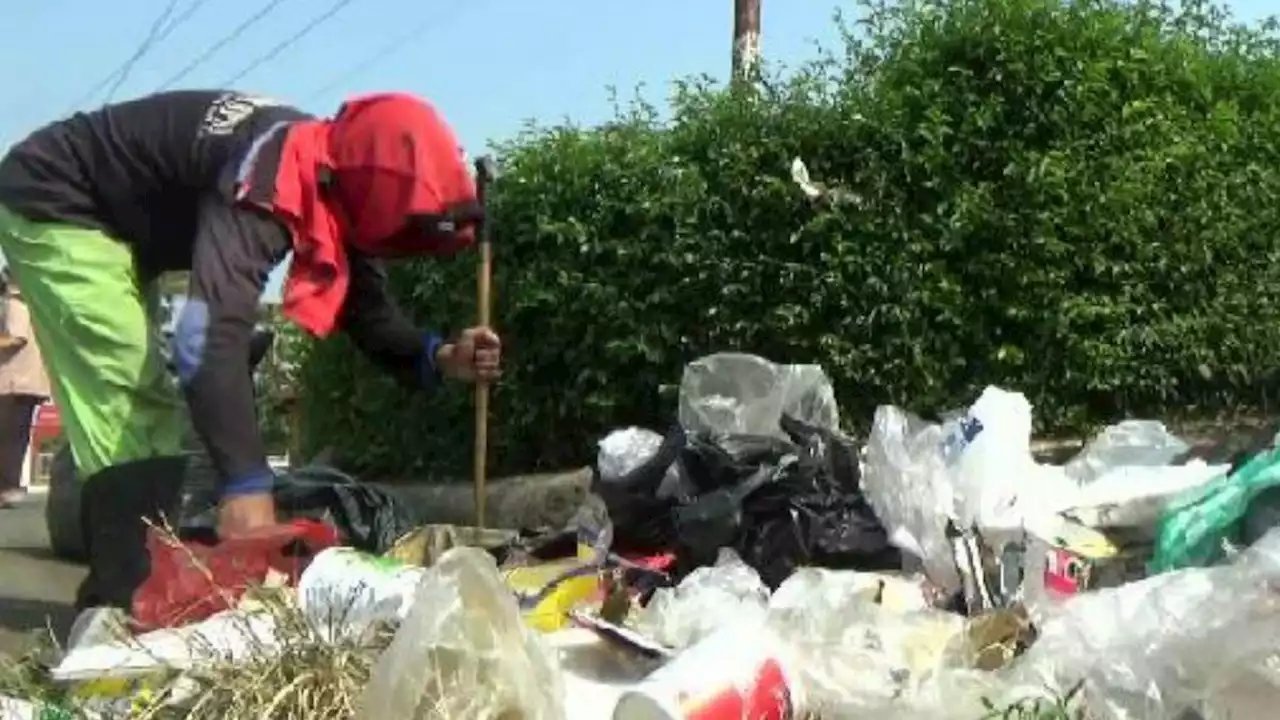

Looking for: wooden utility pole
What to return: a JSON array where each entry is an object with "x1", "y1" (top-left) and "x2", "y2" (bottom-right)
[{"x1": 732, "y1": 0, "x2": 762, "y2": 81}]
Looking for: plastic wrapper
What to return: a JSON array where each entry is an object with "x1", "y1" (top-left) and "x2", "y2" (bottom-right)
[
  {"x1": 1064, "y1": 420, "x2": 1191, "y2": 486},
  {"x1": 0, "y1": 697, "x2": 83, "y2": 720},
  {"x1": 55, "y1": 609, "x2": 284, "y2": 681},
  {"x1": 357, "y1": 547, "x2": 563, "y2": 720},
  {"x1": 1005, "y1": 527, "x2": 1280, "y2": 719},
  {"x1": 677, "y1": 353, "x2": 839, "y2": 438},
  {"x1": 629, "y1": 554, "x2": 1010, "y2": 718},
  {"x1": 633, "y1": 548, "x2": 769, "y2": 650}
]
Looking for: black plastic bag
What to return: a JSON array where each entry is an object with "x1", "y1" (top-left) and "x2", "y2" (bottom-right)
[
  {"x1": 591, "y1": 425, "x2": 687, "y2": 553},
  {"x1": 273, "y1": 466, "x2": 422, "y2": 554},
  {"x1": 678, "y1": 416, "x2": 900, "y2": 588},
  {"x1": 596, "y1": 415, "x2": 900, "y2": 589}
]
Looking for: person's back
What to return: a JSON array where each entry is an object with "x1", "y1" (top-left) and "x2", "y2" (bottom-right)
[
  {"x1": 0, "y1": 89, "x2": 500, "y2": 615},
  {"x1": 0, "y1": 90, "x2": 308, "y2": 277}
]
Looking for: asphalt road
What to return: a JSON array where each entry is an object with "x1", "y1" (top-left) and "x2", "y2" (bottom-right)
[{"x1": 0, "y1": 492, "x2": 83, "y2": 657}]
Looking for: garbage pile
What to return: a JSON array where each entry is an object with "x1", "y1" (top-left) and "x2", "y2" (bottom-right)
[{"x1": 7, "y1": 353, "x2": 1280, "y2": 719}]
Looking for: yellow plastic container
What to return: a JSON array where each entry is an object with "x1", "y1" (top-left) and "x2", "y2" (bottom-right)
[
  {"x1": 503, "y1": 557, "x2": 605, "y2": 632},
  {"x1": 385, "y1": 525, "x2": 609, "y2": 633}
]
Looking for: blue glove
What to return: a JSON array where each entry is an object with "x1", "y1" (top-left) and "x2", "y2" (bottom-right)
[{"x1": 418, "y1": 332, "x2": 446, "y2": 390}]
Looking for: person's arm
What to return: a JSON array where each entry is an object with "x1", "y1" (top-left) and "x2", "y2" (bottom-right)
[
  {"x1": 338, "y1": 252, "x2": 446, "y2": 390},
  {"x1": 173, "y1": 196, "x2": 287, "y2": 500}
]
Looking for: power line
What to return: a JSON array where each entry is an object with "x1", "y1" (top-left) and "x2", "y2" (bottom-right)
[
  {"x1": 106, "y1": 0, "x2": 216, "y2": 101},
  {"x1": 218, "y1": 0, "x2": 358, "y2": 88},
  {"x1": 63, "y1": 0, "x2": 182, "y2": 113},
  {"x1": 156, "y1": 0, "x2": 292, "y2": 92},
  {"x1": 302, "y1": 0, "x2": 469, "y2": 105}
]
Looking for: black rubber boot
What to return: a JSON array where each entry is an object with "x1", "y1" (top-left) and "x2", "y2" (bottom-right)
[{"x1": 73, "y1": 456, "x2": 187, "y2": 613}]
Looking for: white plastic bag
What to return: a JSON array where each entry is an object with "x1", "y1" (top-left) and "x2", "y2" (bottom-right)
[
  {"x1": 1063, "y1": 460, "x2": 1227, "y2": 529},
  {"x1": 296, "y1": 547, "x2": 428, "y2": 643},
  {"x1": 677, "y1": 353, "x2": 839, "y2": 438},
  {"x1": 941, "y1": 386, "x2": 1041, "y2": 529},
  {"x1": 357, "y1": 547, "x2": 563, "y2": 720}
]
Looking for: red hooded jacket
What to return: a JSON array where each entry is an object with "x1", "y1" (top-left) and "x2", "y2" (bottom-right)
[{"x1": 249, "y1": 93, "x2": 478, "y2": 337}]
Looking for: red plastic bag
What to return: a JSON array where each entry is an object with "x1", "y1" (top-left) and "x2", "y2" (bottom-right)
[{"x1": 132, "y1": 518, "x2": 339, "y2": 631}]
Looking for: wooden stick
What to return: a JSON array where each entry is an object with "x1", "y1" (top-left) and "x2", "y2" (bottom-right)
[
  {"x1": 473, "y1": 240, "x2": 492, "y2": 529},
  {"x1": 472, "y1": 156, "x2": 496, "y2": 529}
]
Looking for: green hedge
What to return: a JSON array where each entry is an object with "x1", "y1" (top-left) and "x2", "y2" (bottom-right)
[{"x1": 297, "y1": 0, "x2": 1280, "y2": 479}]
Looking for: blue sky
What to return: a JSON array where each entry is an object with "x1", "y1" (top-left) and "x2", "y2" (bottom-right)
[{"x1": 0, "y1": 0, "x2": 1271, "y2": 299}]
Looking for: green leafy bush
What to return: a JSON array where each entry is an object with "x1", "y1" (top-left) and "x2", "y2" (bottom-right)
[{"x1": 299, "y1": 0, "x2": 1280, "y2": 480}]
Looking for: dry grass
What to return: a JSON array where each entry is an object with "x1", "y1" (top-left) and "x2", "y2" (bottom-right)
[
  {"x1": 0, "y1": 525, "x2": 396, "y2": 719},
  {"x1": 0, "y1": 591, "x2": 392, "y2": 719},
  {"x1": 138, "y1": 590, "x2": 392, "y2": 720}
]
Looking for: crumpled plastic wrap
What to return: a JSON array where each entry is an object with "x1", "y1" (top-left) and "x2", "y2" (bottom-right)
[
  {"x1": 677, "y1": 353, "x2": 839, "y2": 438},
  {"x1": 1064, "y1": 420, "x2": 1191, "y2": 486},
  {"x1": 764, "y1": 568, "x2": 996, "y2": 719},
  {"x1": 633, "y1": 548, "x2": 769, "y2": 650},
  {"x1": 1005, "y1": 527, "x2": 1280, "y2": 719},
  {"x1": 356, "y1": 547, "x2": 563, "y2": 720},
  {"x1": 631, "y1": 546, "x2": 984, "y2": 718}
]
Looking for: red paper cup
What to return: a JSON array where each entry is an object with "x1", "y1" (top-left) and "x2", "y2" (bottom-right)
[{"x1": 613, "y1": 624, "x2": 797, "y2": 720}]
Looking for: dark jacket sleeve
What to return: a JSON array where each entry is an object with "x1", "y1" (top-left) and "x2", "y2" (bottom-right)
[
  {"x1": 338, "y1": 252, "x2": 444, "y2": 390},
  {"x1": 172, "y1": 196, "x2": 288, "y2": 498}
]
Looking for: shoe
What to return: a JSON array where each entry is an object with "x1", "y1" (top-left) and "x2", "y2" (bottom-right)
[
  {"x1": 0, "y1": 489, "x2": 24, "y2": 508},
  {"x1": 74, "y1": 456, "x2": 187, "y2": 613}
]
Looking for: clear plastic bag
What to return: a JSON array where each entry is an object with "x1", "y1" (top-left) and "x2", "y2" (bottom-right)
[
  {"x1": 356, "y1": 547, "x2": 563, "y2": 720},
  {"x1": 863, "y1": 391, "x2": 1083, "y2": 595},
  {"x1": 861, "y1": 405, "x2": 959, "y2": 591},
  {"x1": 632, "y1": 548, "x2": 769, "y2": 650},
  {"x1": 677, "y1": 353, "x2": 839, "y2": 438},
  {"x1": 1004, "y1": 527, "x2": 1280, "y2": 719},
  {"x1": 764, "y1": 566, "x2": 988, "y2": 718},
  {"x1": 1064, "y1": 420, "x2": 1192, "y2": 486},
  {"x1": 596, "y1": 428, "x2": 665, "y2": 483},
  {"x1": 595, "y1": 427, "x2": 683, "y2": 500}
]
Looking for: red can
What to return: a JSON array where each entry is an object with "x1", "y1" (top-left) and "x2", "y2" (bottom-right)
[{"x1": 612, "y1": 624, "x2": 797, "y2": 720}]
